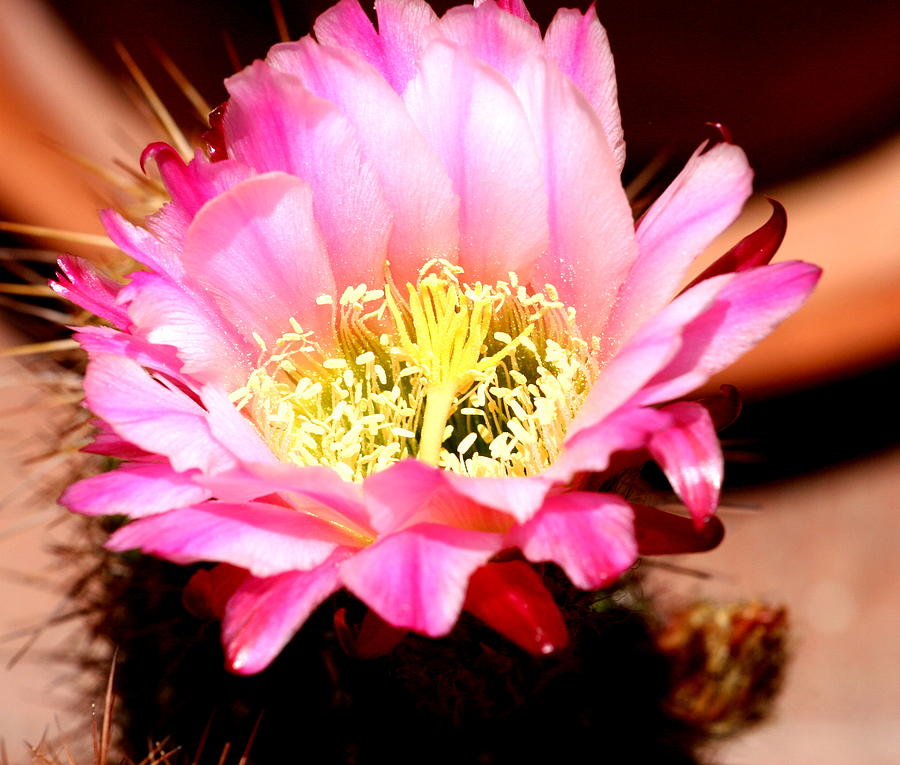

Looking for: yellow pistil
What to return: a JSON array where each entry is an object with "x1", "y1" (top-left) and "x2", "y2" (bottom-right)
[
  {"x1": 384, "y1": 261, "x2": 533, "y2": 465},
  {"x1": 232, "y1": 260, "x2": 598, "y2": 482}
]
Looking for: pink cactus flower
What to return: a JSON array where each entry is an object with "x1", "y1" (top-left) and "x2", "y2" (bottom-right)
[{"x1": 55, "y1": 0, "x2": 819, "y2": 674}]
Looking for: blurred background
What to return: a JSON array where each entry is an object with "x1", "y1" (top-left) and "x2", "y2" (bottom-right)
[{"x1": 0, "y1": 0, "x2": 898, "y2": 762}]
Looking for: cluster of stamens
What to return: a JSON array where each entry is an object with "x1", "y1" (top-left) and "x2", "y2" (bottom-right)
[{"x1": 231, "y1": 260, "x2": 598, "y2": 483}]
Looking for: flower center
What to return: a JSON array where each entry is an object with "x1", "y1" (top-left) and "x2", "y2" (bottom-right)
[{"x1": 232, "y1": 260, "x2": 598, "y2": 482}]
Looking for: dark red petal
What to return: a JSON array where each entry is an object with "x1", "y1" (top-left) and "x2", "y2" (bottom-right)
[
  {"x1": 705, "y1": 121, "x2": 734, "y2": 145},
  {"x1": 139, "y1": 141, "x2": 179, "y2": 174},
  {"x1": 333, "y1": 607, "x2": 407, "y2": 659},
  {"x1": 464, "y1": 561, "x2": 569, "y2": 656},
  {"x1": 201, "y1": 101, "x2": 229, "y2": 162},
  {"x1": 633, "y1": 504, "x2": 725, "y2": 555},
  {"x1": 696, "y1": 384, "x2": 743, "y2": 431},
  {"x1": 681, "y1": 198, "x2": 787, "y2": 293},
  {"x1": 183, "y1": 563, "x2": 248, "y2": 620}
]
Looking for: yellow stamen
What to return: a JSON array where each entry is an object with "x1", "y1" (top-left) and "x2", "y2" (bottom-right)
[{"x1": 235, "y1": 262, "x2": 597, "y2": 482}]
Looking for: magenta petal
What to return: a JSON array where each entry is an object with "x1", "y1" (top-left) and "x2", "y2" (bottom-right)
[
  {"x1": 222, "y1": 548, "x2": 353, "y2": 675},
  {"x1": 633, "y1": 504, "x2": 725, "y2": 555},
  {"x1": 340, "y1": 522, "x2": 503, "y2": 636},
  {"x1": 508, "y1": 492, "x2": 637, "y2": 589},
  {"x1": 606, "y1": 142, "x2": 753, "y2": 350},
  {"x1": 544, "y1": 5, "x2": 625, "y2": 171},
  {"x1": 648, "y1": 402, "x2": 722, "y2": 527},
  {"x1": 50, "y1": 257, "x2": 129, "y2": 329},
  {"x1": 106, "y1": 501, "x2": 360, "y2": 577},
  {"x1": 61, "y1": 463, "x2": 211, "y2": 519},
  {"x1": 681, "y1": 198, "x2": 787, "y2": 292},
  {"x1": 225, "y1": 61, "x2": 391, "y2": 288},
  {"x1": 404, "y1": 39, "x2": 548, "y2": 283},
  {"x1": 464, "y1": 560, "x2": 568, "y2": 655}
]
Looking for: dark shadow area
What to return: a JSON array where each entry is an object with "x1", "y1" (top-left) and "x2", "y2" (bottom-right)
[
  {"x1": 722, "y1": 359, "x2": 900, "y2": 486},
  {"x1": 46, "y1": 0, "x2": 900, "y2": 189}
]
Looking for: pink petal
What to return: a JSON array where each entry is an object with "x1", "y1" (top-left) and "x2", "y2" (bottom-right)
[
  {"x1": 50, "y1": 256, "x2": 129, "y2": 329},
  {"x1": 82, "y1": 419, "x2": 154, "y2": 461},
  {"x1": 438, "y1": 1, "x2": 542, "y2": 82},
  {"x1": 371, "y1": 0, "x2": 441, "y2": 87},
  {"x1": 313, "y1": 0, "x2": 439, "y2": 93},
  {"x1": 199, "y1": 385, "x2": 278, "y2": 467},
  {"x1": 508, "y1": 492, "x2": 637, "y2": 589},
  {"x1": 340, "y1": 522, "x2": 502, "y2": 636},
  {"x1": 404, "y1": 39, "x2": 548, "y2": 283},
  {"x1": 549, "y1": 406, "x2": 673, "y2": 481},
  {"x1": 142, "y1": 144, "x2": 254, "y2": 250},
  {"x1": 199, "y1": 461, "x2": 371, "y2": 538},
  {"x1": 74, "y1": 325, "x2": 185, "y2": 382},
  {"x1": 142, "y1": 144, "x2": 252, "y2": 218},
  {"x1": 364, "y1": 459, "x2": 550, "y2": 532},
  {"x1": 544, "y1": 5, "x2": 625, "y2": 171},
  {"x1": 605, "y1": 142, "x2": 753, "y2": 351},
  {"x1": 267, "y1": 40, "x2": 459, "y2": 285},
  {"x1": 224, "y1": 61, "x2": 391, "y2": 288},
  {"x1": 181, "y1": 172, "x2": 336, "y2": 346},
  {"x1": 633, "y1": 504, "x2": 725, "y2": 555},
  {"x1": 106, "y1": 501, "x2": 360, "y2": 577},
  {"x1": 84, "y1": 353, "x2": 237, "y2": 475},
  {"x1": 119, "y1": 271, "x2": 253, "y2": 389},
  {"x1": 222, "y1": 548, "x2": 353, "y2": 674},
  {"x1": 480, "y1": 0, "x2": 538, "y2": 29},
  {"x1": 636, "y1": 261, "x2": 822, "y2": 405},
  {"x1": 464, "y1": 560, "x2": 568, "y2": 655},
  {"x1": 514, "y1": 55, "x2": 637, "y2": 337},
  {"x1": 100, "y1": 209, "x2": 184, "y2": 280},
  {"x1": 445, "y1": 472, "x2": 551, "y2": 523},
  {"x1": 362, "y1": 459, "x2": 515, "y2": 534},
  {"x1": 571, "y1": 273, "x2": 728, "y2": 435},
  {"x1": 648, "y1": 402, "x2": 722, "y2": 527},
  {"x1": 61, "y1": 463, "x2": 211, "y2": 518}
]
